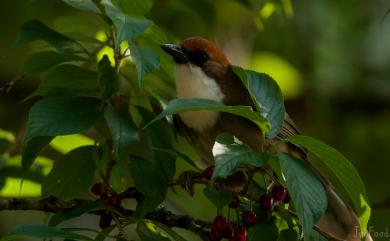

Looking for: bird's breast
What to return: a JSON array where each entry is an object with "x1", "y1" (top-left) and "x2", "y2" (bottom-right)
[{"x1": 174, "y1": 64, "x2": 225, "y2": 132}]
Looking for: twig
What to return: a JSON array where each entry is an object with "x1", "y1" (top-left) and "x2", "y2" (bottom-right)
[{"x1": 371, "y1": 196, "x2": 390, "y2": 210}]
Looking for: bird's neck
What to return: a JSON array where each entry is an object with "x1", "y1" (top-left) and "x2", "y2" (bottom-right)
[{"x1": 174, "y1": 64, "x2": 225, "y2": 131}]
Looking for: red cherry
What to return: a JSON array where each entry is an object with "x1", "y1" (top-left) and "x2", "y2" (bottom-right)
[
  {"x1": 99, "y1": 212, "x2": 112, "y2": 229},
  {"x1": 223, "y1": 222, "x2": 234, "y2": 239},
  {"x1": 272, "y1": 185, "x2": 287, "y2": 202},
  {"x1": 232, "y1": 226, "x2": 247, "y2": 241},
  {"x1": 283, "y1": 191, "x2": 290, "y2": 203},
  {"x1": 211, "y1": 227, "x2": 223, "y2": 241},
  {"x1": 202, "y1": 165, "x2": 214, "y2": 180},
  {"x1": 91, "y1": 183, "x2": 104, "y2": 196},
  {"x1": 259, "y1": 194, "x2": 273, "y2": 210},
  {"x1": 213, "y1": 215, "x2": 228, "y2": 232},
  {"x1": 229, "y1": 196, "x2": 240, "y2": 209},
  {"x1": 242, "y1": 210, "x2": 257, "y2": 227},
  {"x1": 108, "y1": 193, "x2": 121, "y2": 207}
]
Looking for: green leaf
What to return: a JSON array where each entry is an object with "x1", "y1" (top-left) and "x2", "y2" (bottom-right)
[
  {"x1": 1, "y1": 224, "x2": 92, "y2": 241},
  {"x1": 21, "y1": 136, "x2": 54, "y2": 172},
  {"x1": 101, "y1": 0, "x2": 150, "y2": 48},
  {"x1": 232, "y1": 66, "x2": 285, "y2": 138},
  {"x1": 21, "y1": 51, "x2": 86, "y2": 73},
  {"x1": 247, "y1": 216, "x2": 278, "y2": 241},
  {"x1": 16, "y1": 19, "x2": 84, "y2": 54},
  {"x1": 151, "y1": 221, "x2": 187, "y2": 241},
  {"x1": 62, "y1": 0, "x2": 101, "y2": 14},
  {"x1": 287, "y1": 135, "x2": 371, "y2": 234},
  {"x1": 203, "y1": 186, "x2": 233, "y2": 209},
  {"x1": 49, "y1": 201, "x2": 101, "y2": 226},
  {"x1": 130, "y1": 156, "x2": 167, "y2": 217},
  {"x1": 31, "y1": 64, "x2": 100, "y2": 98},
  {"x1": 136, "y1": 221, "x2": 171, "y2": 241},
  {"x1": 278, "y1": 152, "x2": 327, "y2": 239},
  {"x1": 25, "y1": 97, "x2": 101, "y2": 140},
  {"x1": 129, "y1": 41, "x2": 160, "y2": 87},
  {"x1": 145, "y1": 98, "x2": 270, "y2": 134},
  {"x1": 111, "y1": 0, "x2": 154, "y2": 16},
  {"x1": 104, "y1": 105, "x2": 139, "y2": 160},
  {"x1": 98, "y1": 55, "x2": 120, "y2": 100},
  {"x1": 42, "y1": 146, "x2": 96, "y2": 199},
  {"x1": 212, "y1": 133, "x2": 268, "y2": 179},
  {"x1": 278, "y1": 228, "x2": 299, "y2": 241}
]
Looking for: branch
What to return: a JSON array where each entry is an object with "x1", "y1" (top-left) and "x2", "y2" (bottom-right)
[{"x1": 371, "y1": 196, "x2": 390, "y2": 210}]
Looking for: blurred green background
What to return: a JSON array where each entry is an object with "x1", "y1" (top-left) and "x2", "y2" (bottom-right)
[{"x1": 0, "y1": 0, "x2": 389, "y2": 240}]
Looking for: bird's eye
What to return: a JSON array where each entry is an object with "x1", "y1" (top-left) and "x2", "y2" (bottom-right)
[{"x1": 190, "y1": 50, "x2": 209, "y2": 66}]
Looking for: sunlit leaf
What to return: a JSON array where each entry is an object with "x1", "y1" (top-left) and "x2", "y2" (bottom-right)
[
  {"x1": 136, "y1": 221, "x2": 171, "y2": 241},
  {"x1": 42, "y1": 146, "x2": 96, "y2": 199},
  {"x1": 16, "y1": 19, "x2": 84, "y2": 54},
  {"x1": 278, "y1": 152, "x2": 327, "y2": 239},
  {"x1": 50, "y1": 134, "x2": 94, "y2": 154},
  {"x1": 212, "y1": 133, "x2": 268, "y2": 179},
  {"x1": 21, "y1": 51, "x2": 86, "y2": 73},
  {"x1": 101, "y1": 0, "x2": 150, "y2": 48},
  {"x1": 287, "y1": 135, "x2": 371, "y2": 234},
  {"x1": 232, "y1": 66, "x2": 285, "y2": 138},
  {"x1": 145, "y1": 98, "x2": 270, "y2": 134},
  {"x1": 62, "y1": 0, "x2": 101, "y2": 14}
]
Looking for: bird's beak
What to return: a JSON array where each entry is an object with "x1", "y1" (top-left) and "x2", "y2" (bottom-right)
[{"x1": 160, "y1": 44, "x2": 189, "y2": 64}]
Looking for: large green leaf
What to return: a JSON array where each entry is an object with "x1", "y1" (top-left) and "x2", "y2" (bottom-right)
[
  {"x1": 42, "y1": 146, "x2": 96, "y2": 199},
  {"x1": 104, "y1": 105, "x2": 139, "y2": 160},
  {"x1": 21, "y1": 51, "x2": 86, "y2": 73},
  {"x1": 145, "y1": 98, "x2": 270, "y2": 134},
  {"x1": 287, "y1": 135, "x2": 371, "y2": 234},
  {"x1": 130, "y1": 156, "x2": 167, "y2": 217},
  {"x1": 232, "y1": 66, "x2": 285, "y2": 139},
  {"x1": 212, "y1": 133, "x2": 268, "y2": 179},
  {"x1": 62, "y1": 0, "x2": 101, "y2": 14},
  {"x1": 278, "y1": 152, "x2": 327, "y2": 239},
  {"x1": 31, "y1": 64, "x2": 100, "y2": 98},
  {"x1": 203, "y1": 186, "x2": 233, "y2": 209},
  {"x1": 98, "y1": 55, "x2": 120, "y2": 100},
  {"x1": 1, "y1": 224, "x2": 92, "y2": 241},
  {"x1": 25, "y1": 97, "x2": 101, "y2": 140},
  {"x1": 21, "y1": 136, "x2": 54, "y2": 172},
  {"x1": 16, "y1": 19, "x2": 84, "y2": 54},
  {"x1": 111, "y1": 0, "x2": 154, "y2": 16},
  {"x1": 101, "y1": 0, "x2": 150, "y2": 48},
  {"x1": 129, "y1": 41, "x2": 160, "y2": 87}
]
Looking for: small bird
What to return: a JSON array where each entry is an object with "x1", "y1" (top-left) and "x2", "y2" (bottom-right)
[{"x1": 161, "y1": 37, "x2": 368, "y2": 241}]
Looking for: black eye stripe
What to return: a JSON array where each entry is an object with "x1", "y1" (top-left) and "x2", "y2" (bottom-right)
[{"x1": 189, "y1": 50, "x2": 209, "y2": 66}]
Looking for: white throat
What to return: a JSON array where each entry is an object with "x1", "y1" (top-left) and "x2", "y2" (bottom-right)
[{"x1": 174, "y1": 64, "x2": 225, "y2": 131}]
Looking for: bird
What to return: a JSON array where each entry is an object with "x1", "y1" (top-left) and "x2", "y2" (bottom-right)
[{"x1": 160, "y1": 37, "x2": 369, "y2": 241}]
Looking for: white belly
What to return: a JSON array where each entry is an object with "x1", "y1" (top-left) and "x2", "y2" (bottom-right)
[{"x1": 174, "y1": 64, "x2": 225, "y2": 131}]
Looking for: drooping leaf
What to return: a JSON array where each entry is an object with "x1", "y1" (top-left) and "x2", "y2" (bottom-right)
[
  {"x1": 203, "y1": 186, "x2": 233, "y2": 209},
  {"x1": 49, "y1": 201, "x2": 101, "y2": 226},
  {"x1": 287, "y1": 135, "x2": 371, "y2": 234},
  {"x1": 62, "y1": 0, "x2": 101, "y2": 14},
  {"x1": 31, "y1": 64, "x2": 100, "y2": 98},
  {"x1": 212, "y1": 133, "x2": 268, "y2": 179},
  {"x1": 104, "y1": 105, "x2": 139, "y2": 160},
  {"x1": 21, "y1": 51, "x2": 86, "y2": 73},
  {"x1": 25, "y1": 97, "x2": 101, "y2": 140},
  {"x1": 101, "y1": 0, "x2": 150, "y2": 48},
  {"x1": 129, "y1": 41, "x2": 160, "y2": 87},
  {"x1": 42, "y1": 146, "x2": 96, "y2": 199},
  {"x1": 98, "y1": 55, "x2": 120, "y2": 100},
  {"x1": 136, "y1": 221, "x2": 171, "y2": 241},
  {"x1": 278, "y1": 152, "x2": 327, "y2": 239},
  {"x1": 16, "y1": 19, "x2": 84, "y2": 54},
  {"x1": 232, "y1": 66, "x2": 285, "y2": 138},
  {"x1": 21, "y1": 136, "x2": 54, "y2": 172},
  {"x1": 1, "y1": 224, "x2": 92, "y2": 241},
  {"x1": 145, "y1": 98, "x2": 270, "y2": 134},
  {"x1": 111, "y1": 0, "x2": 154, "y2": 16},
  {"x1": 130, "y1": 156, "x2": 167, "y2": 217}
]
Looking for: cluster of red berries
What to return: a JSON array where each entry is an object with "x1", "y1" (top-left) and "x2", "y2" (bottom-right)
[
  {"x1": 211, "y1": 215, "x2": 248, "y2": 241},
  {"x1": 259, "y1": 185, "x2": 289, "y2": 211},
  {"x1": 91, "y1": 182, "x2": 123, "y2": 229}
]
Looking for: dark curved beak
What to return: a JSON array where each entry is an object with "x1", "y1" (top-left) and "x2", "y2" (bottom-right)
[{"x1": 160, "y1": 44, "x2": 189, "y2": 64}]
